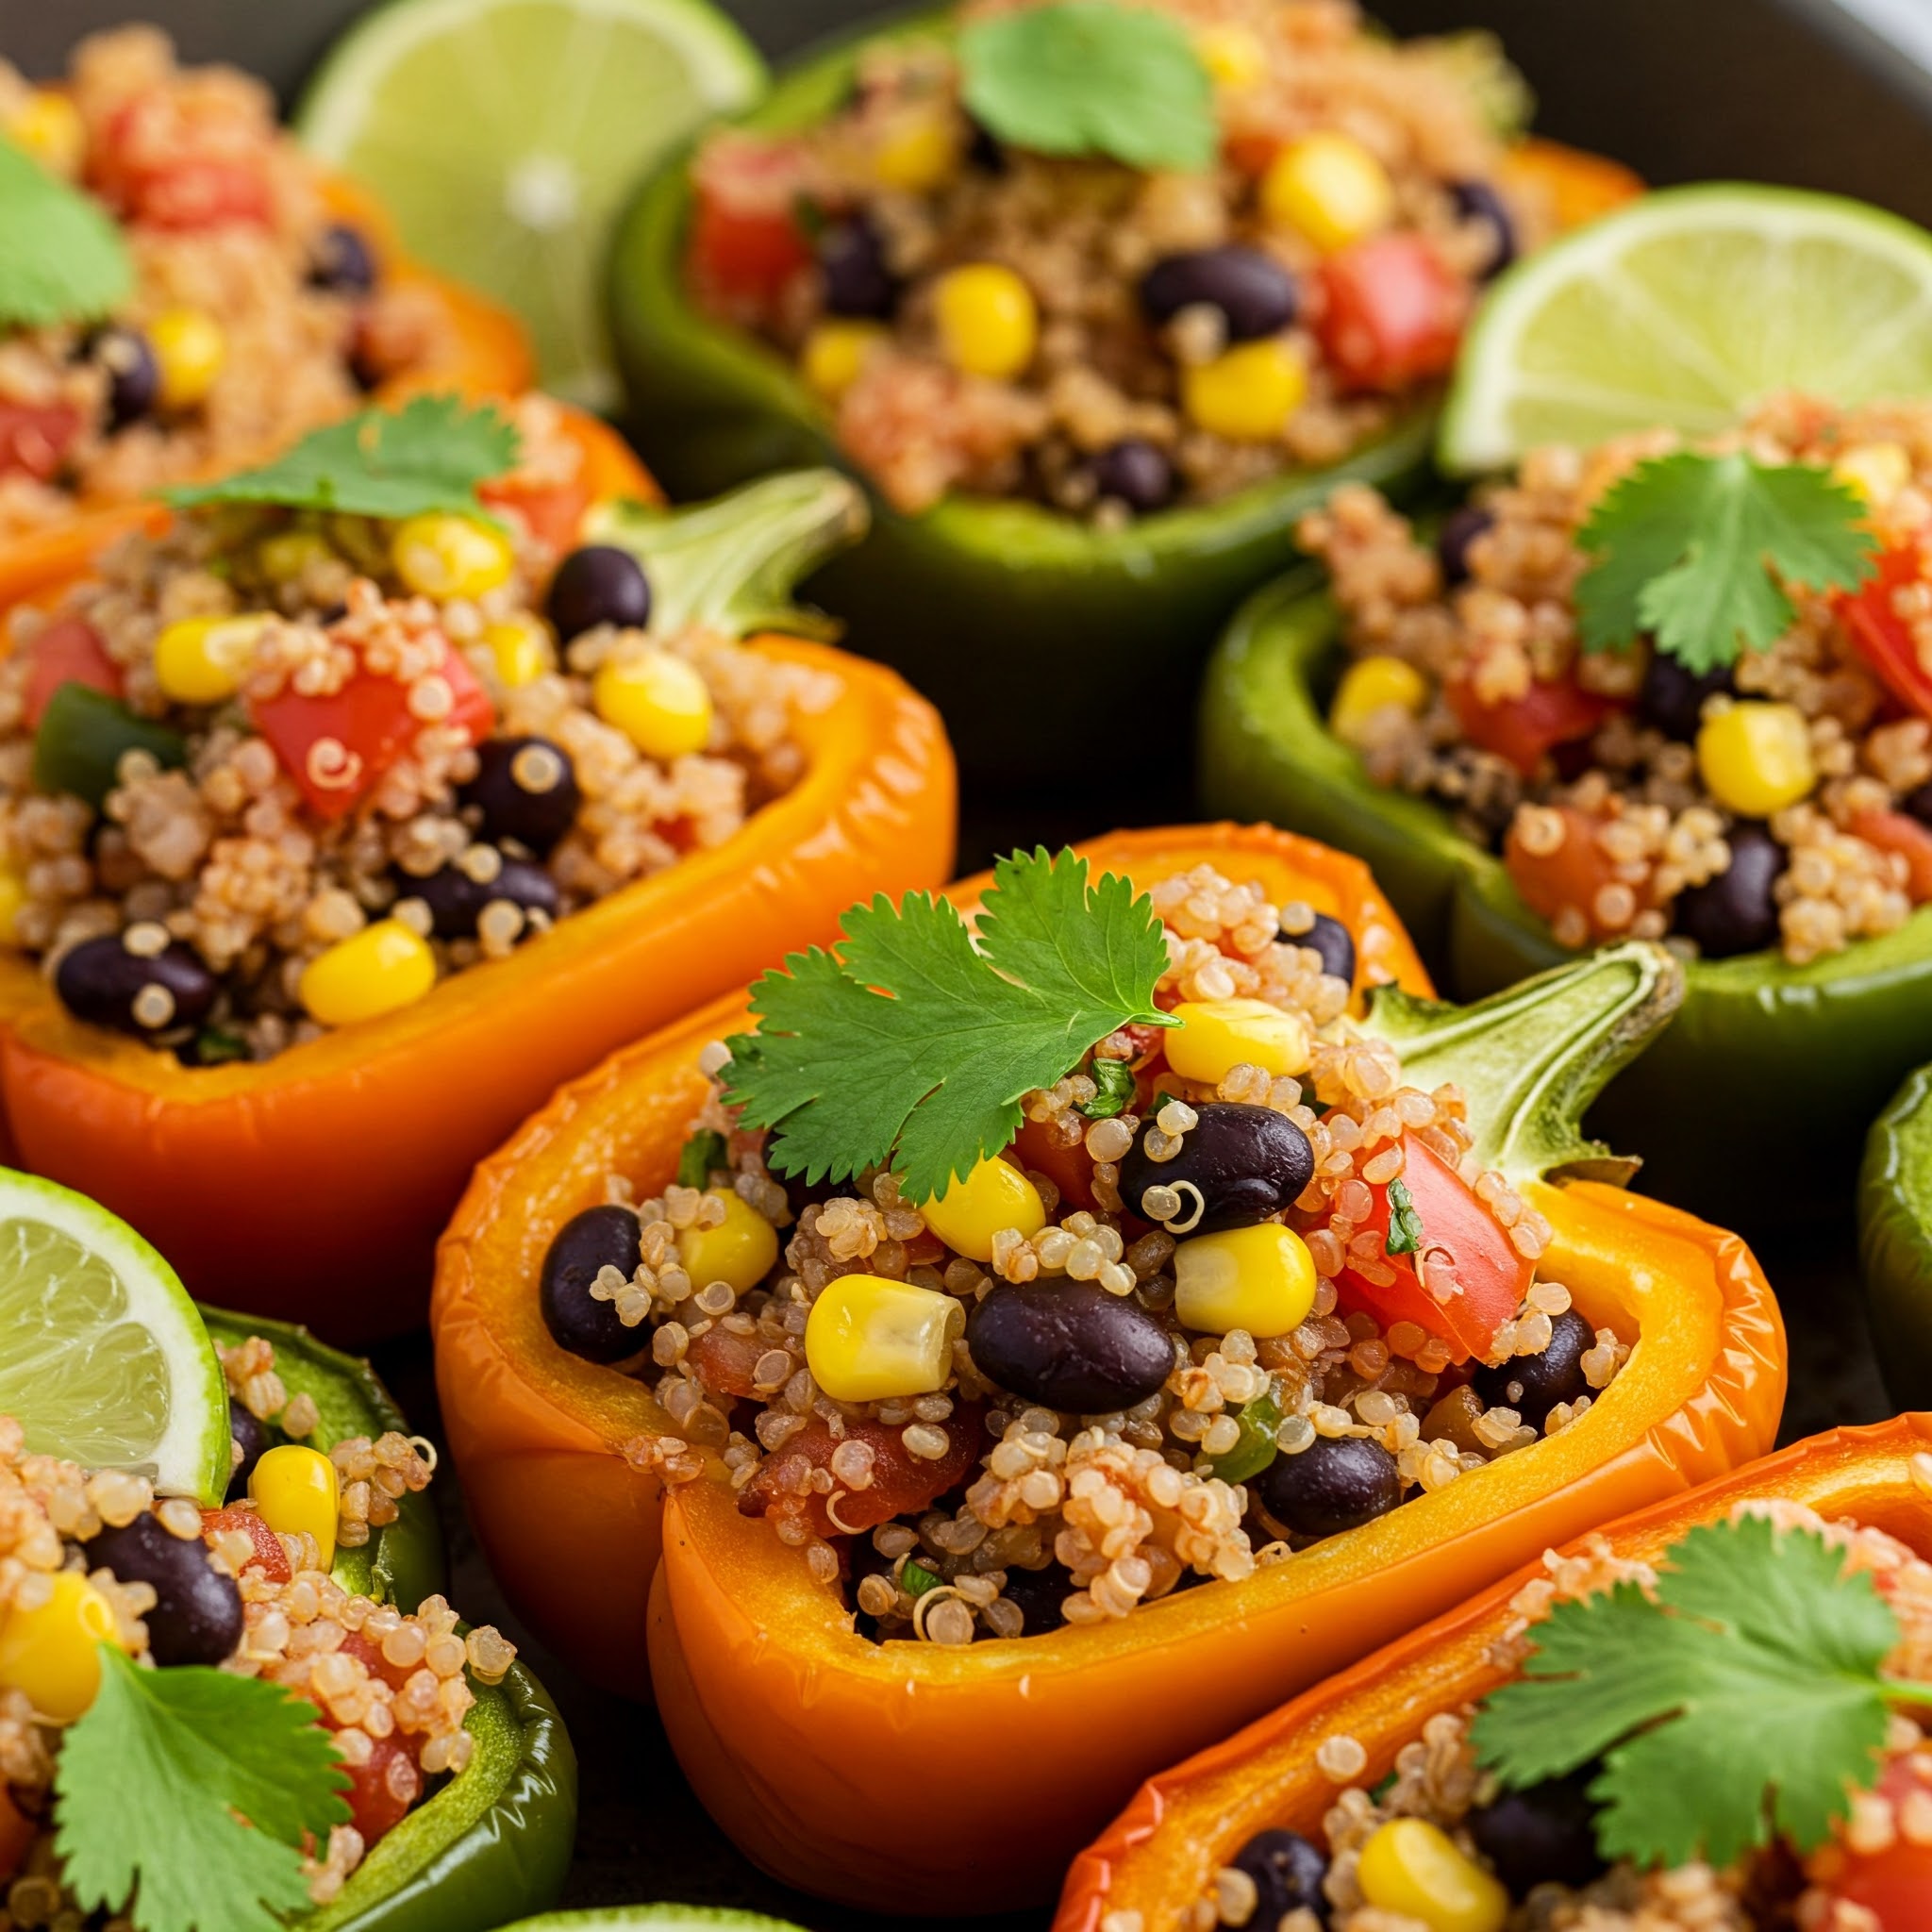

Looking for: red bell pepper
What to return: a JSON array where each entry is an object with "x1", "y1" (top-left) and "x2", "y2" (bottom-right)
[
  {"x1": 1316, "y1": 234, "x2": 1467, "y2": 392},
  {"x1": 1840, "y1": 545, "x2": 1932, "y2": 722},
  {"x1": 1449, "y1": 674, "x2": 1614, "y2": 776},
  {"x1": 24, "y1": 615, "x2": 123, "y2": 729},
  {"x1": 0, "y1": 402, "x2": 85, "y2": 486},
  {"x1": 91, "y1": 97, "x2": 275, "y2": 229}
]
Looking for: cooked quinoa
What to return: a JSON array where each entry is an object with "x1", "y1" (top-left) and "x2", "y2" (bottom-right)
[
  {"x1": 688, "y1": 0, "x2": 1551, "y2": 519},
  {"x1": 0, "y1": 28, "x2": 463, "y2": 539},
  {"x1": 542, "y1": 862, "x2": 1629, "y2": 1644},
  {"x1": 1301, "y1": 395, "x2": 1932, "y2": 968},
  {"x1": 0, "y1": 393, "x2": 836, "y2": 1063}
]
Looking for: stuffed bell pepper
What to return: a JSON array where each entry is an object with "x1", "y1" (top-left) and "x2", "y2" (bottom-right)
[
  {"x1": 433, "y1": 822, "x2": 1782, "y2": 1910},
  {"x1": 0, "y1": 1165, "x2": 573, "y2": 1932},
  {"x1": 0, "y1": 391, "x2": 953, "y2": 1339},
  {"x1": 1860, "y1": 1060, "x2": 1932, "y2": 1413},
  {"x1": 608, "y1": 0, "x2": 1639, "y2": 779},
  {"x1": 1063, "y1": 1413, "x2": 1932, "y2": 1932},
  {"x1": 0, "y1": 29, "x2": 531, "y2": 601}
]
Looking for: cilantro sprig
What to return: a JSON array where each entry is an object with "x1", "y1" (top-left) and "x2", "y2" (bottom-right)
[
  {"x1": 165, "y1": 393, "x2": 521, "y2": 521},
  {"x1": 0, "y1": 138, "x2": 133, "y2": 330},
  {"x1": 1384, "y1": 1176, "x2": 1424, "y2": 1257},
  {"x1": 1473, "y1": 1515, "x2": 1932, "y2": 1871},
  {"x1": 55, "y1": 1647, "x2": 351, "y2": 1932},
  {"x1": 958, "y1": 2, "x2": 1218, "y2": 174},
  {"x1": 721, "y1": 848, "x2": 1175, "y2": 1203},
  {"x1": 1576, "y1": 451, "x2": 1878, "y2": 675}
]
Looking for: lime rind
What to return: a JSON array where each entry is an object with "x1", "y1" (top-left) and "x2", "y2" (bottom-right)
[
  {"x1": 1441, "y1": 183, "x2": 1932, "y2": 473},
  {"x1": 0, "y1": 1167, "x2": 228, "y2": 1504}
]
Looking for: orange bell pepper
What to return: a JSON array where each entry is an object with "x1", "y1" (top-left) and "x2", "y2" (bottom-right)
[
  {"x1": 0, "y1": 410, "x2": 955, "y2": 1342},
  {"x1": 1058, "y1": 1413, "x2": 1931, "y2": 1932},
  {"x1": 430, "y1": 823, "x2": 1784, "y2": 1911}
]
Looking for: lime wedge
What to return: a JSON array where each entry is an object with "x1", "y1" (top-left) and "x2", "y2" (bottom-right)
[
  {"x1": 0, "y1": 1169, "x2": 228, "y2": 1504},
  {"x1": 1441, "y1": 184, "x2": 1932, "y2": 473},
  {"x1": 296, "y1": 0, "x2": 766, "y2": 409}
]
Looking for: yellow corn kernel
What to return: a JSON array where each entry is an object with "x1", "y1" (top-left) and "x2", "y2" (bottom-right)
[
  {"x1": 299, "y1": 919, "x2": 437, "y2": 1029},
  {"x1": 7, "y1": 91, "x2": 86, "y2": 176},
  {"x1": 148, "y1": 307, "x2": 227, "y2": 412},
  {"x1": 872, "y1": 105, "x2": 960, "y2": 192},
  {"x1": 153, "y1": 612, "x2": 270, "y2": 706},
  {"x1": 1166, "y1": 998, "x2": 1311, "y2": 1086},
  {"x1": 1833, "y1": 441, "x2": 1914, "y2": 510},
  {"x1": 1195, "y1": 22, "x2": 1268, "y2": 89},
  {"x1": 249, "y1": 1443, "x2": 341, "y2": 1571},
  {"x1": 934, "y1": 264, "x2": 1038, "y2": 381},
  {"x1": 1695, "y1": 700, "x2": 1816, "y2": 817},
  {"x1": 1357, "y1": 1819, "x2": 1507, "y2": 1932},
  {"x1": 679, "y1": 1190, "x2": 781, "y2": 1295},
  {"x1": 1173, "y1": 1223, "x2": 1317, "y2": 1338},
  {"x1": 1261, "y1": 131, "x2": 1396, "y2": 252},
  {"x1": 258, "y1": 528, "x2": 336, "y2": 585},
  {"x1": 482, "y1": 613, "x2": 555, "y2": 689},
  {"x1": 805, "y1": 1273, "x2": 962, "y2": 1402},
  {"x1": 1331, "y1": 653, "x2": 1431, "y2": 748},
  {"x1": 592, "y1": 648, "x2": 713, "y2": 760},
  {"x1": 916, "y1": 1155, "x2": 1046, "y2": 1263},
  {"x1": 1181, "y1": 340, "x2": 1307, "y2": 442},
  {"x1": 802, "y1": 320, "x2": 888, "y2": 400},
  {"x1": 391, "y1": 513, "x2": 516, "y2": 601},
  {"x1": 0, "y1": 1572, "x2": 125, "y2": 1724},
  {"x1": 0, "y1": 864, "x2": 28, "y2": 946}
]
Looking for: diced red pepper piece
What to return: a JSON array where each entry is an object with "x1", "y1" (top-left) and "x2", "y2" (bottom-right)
[
  {"x1": 201, "y1": 1505, "x2": 291, "y2": 1583},
  {"x1": 250, "y1": 642, "x2": 491, "y2": 819},
  {"x1": 1332, "y1": 1133, "x2": 1532, "y2": 1363},
  {"x1": 1840, "y1": 544, "x2": 1932, "y2": 723},
  {"x1": 1851, "y1": 808, "x2": 1932, "y2": 903},
  {"x1": 338, "y1": 1628, "x2": 417, "y2": 1693},
  {"x1": 1449, "y1": 675, "x2": 1614, "y2": 776},
  {"x1": 91, "y1": 96, "x2": 275, "y2": 228},
  {"x1": 0, "y1": 401, "x2": 84, "y2": 484},
  {"x1": 739, "y1": 1403, "x2": 985, "y2": 1538},
  {"x1": 1814, "y1": 1755, "x2": 1932, "y2": 1930},
  {"x1": 1015, "y1": 1116, "x2": 1098, "y2": 1214},
  {"x1": 1316, "y1": 234, "x2": 1468, "y2": 392},
  {"x1": 1504, "y1": 803, "x2": 1629, "y2": 940},
  {"x1": 479, "y1": 469, "x2": 594, "y2": 556},
  {"x1": 23, "y1": 616, "x2": 124, "y2": 729},
  {"x1": 329, "y1": 1729, "x2": 421, "y2": 1845},
  {"x1": 687, "y1": 135, "x2": 813, "y2": 308},
  {"x1": 686, "y1": 1324, "x2": 766, "y2": 1400}
]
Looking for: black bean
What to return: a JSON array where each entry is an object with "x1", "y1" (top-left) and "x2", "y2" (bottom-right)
[
  {"x1": 782, "y1": 1171, "x2": 858, "y2": 1223},
  {"x1": 541, "y1": 1205, "x2": 645, "y2": 1364},
  {"x1": 966, "y1": 1279, "x2": 1175, "y2": 1412},
  {"x1": 1904, "y1": 779, "x2": 1932, "y2": 828},
  {"x1": 1671, "y1": 822, "x2": 1786, "y2": 959},
  {"x1": 458, "y1": 736, "x2": 581, "y2": 858},
  {"x1": 84, "y1": 1510, "x2": 242, "y2": 1668},
  {"x1": 1450, "y1": 178, "x2": 1519, "y2": 279},
  {"x1": 1286, "y1": 911, "x2": 1356, "y2": 987},
  {"x1": 1436, "y1": 504, "x2": 1494, "y2": 589},
  {"x1": 965, "y1": 118, "x2": 1007, "y2": 174},
  {"x1": 408, "y1": 852, "x2": 559, "y2": 941},
  {"x1": 546, "y1": 544, "x2": 652, "y2": 641},
  {"x1": 309, "y1": 222, "x2": 379, "y2": 294},
  {"x1": 1640, "y1": 652, "x2": 1733, "y2": 741},
  {"x1": 996, "y1": 1561, "x2": 1073, "y2": 1636},
  {"x1": 1118, "y1": 1102, "x2": 1313, "y2": 1237},
  {"x1": 1091, "y1": 439, "x2": 1176, "y2": 515},
  {"x1": 1257, "y1": 1435, "x2": 1402, "y2": 1541},
  {"x1": 1467, "y1": 1770, "x2": 1606, "y2": 1893},
  {"x1": 225, "y1": 1398, "x2": 271, "y2": 1500},
  {"x1": 1229, "y1": 1829, "x2": 1330, "y2": 1928},
  {"x1": 85, "y1": 325, "x2": 159, "y2": 430},
  {"x1": 1140, "y1": 246, "x2": 1298, "y2": 341},
  {"x1": 1474, "y1": 1308, "x2": 1593, "y2": 1429},
  {"x1": 819, "y1": 214, "x2": 897, "y2": 319},
  {"x1": 56, "y1": 935, "x2": 218, "y2": 1038}
]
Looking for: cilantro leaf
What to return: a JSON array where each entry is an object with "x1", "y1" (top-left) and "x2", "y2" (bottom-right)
[
  {"x1": 55, "y1": 1647, "x2": 350, "y2": 1932},
  {"x1": 1384, "y1": 1176, "x2": 1424, "y2": 1257},
  {"x1": 722, "y1": 847, "x2": 1174, "y2": 1202},
  {"x1": 0, "y1": 138, "x2": 134, "y2": 329},
  {"x1": 1575, "y1": 451, "x2": 1877, "y2": 675},
  {"x1": 1472, "y1": 1516, "x2": 1918, "y2": 1871},
  {"x1": 165, "y1": 393, "x2": 520, "y2": 521},
  {"x1": 959, "y1": 2, "x2": 1218, "y2": 174}
]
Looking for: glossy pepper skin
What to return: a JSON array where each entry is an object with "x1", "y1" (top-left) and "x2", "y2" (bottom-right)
[
  {"x1": 1859, "y1": 1063, "x2": 1932, "y2": 1410},
  {"x1": 189, "y1": 1306, "x2": 576, "y2": 1932},
  {"x1": 0, "y1": 171, "x2": 533, "y2": 613},
  {"x1": 431, "y1": 823, "x2": 1783, "y2": 1912},
  {"x1": 606, "y1": 6, "x2": 1636, "y2": 787},
  {"x1": 0, "y1": 414, "x2": 955, "y2": 1344},
  {"x1": 1058, "y1": 1415, "x2": 1928, "y2": 1932},
  {"x1": 1198, "y1": 567, "x2": 1932, "y2": 1226}
]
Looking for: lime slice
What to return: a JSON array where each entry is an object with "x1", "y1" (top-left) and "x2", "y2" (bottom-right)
[
  {"x1": 296, "y1": 0, "x2": 766, "y2": 409},
  {"x1": 0, "y1": 1169, "x2": 228, "y2": 1504},
  {"x1": 1441, "y1": 184, "x2": 1932, "y2": 473}
]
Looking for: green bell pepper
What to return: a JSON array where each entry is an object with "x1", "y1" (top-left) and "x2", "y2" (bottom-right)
[
  {"x1": 1859, "y1": 1064, "x2": 1932, "y2": 1410},
  {"x1": 604, "y1": 7, "x2": 1434, "y2": 785},
  {"x1": 1197, "y1": 568, "x2": 1932, "y2": 1225},
  {"x1": 33, "y1": 683, "x2": 187, "y2": 810},
  {"x1": 196, "y1": 1307, "x2": 576, "y2": 1932}
]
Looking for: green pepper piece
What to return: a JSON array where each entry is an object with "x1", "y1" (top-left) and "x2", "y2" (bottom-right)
[
  {"x1": 1860, "y1": 1063, "x2": 1932, "y2": 1410},
  {"x1": 1210, "y1": 1392, "x2": 1281, "y2": 1485},
  {"x1": 605, "y1": 6, "x2": 1435, "y2": 786},
  {"x1": 1080, "y1": 1057, "x2": 1137, "y2": 1120},
  {"x1": 32, "y1": 683, "x2": 187, "y2": 809},
  {"x1": 902, "y1": 1558, "x2": 943, "y2": 1598},
  {"x1": 1198, "y1": 565, "x2": 1932, "y2": 1224},
  {"x1": 677, "y1": 1128, "x2": 729, "y2": 1190}
]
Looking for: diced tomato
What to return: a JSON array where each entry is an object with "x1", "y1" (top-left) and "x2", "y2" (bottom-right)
[
  {"x1": 201, "y1": 1505, "x2": 291, "y2": 1583},
  {"x1": 0, "y1": 401, "x2": 84, "y2": 484},
  {"x1": 91, "y1": 96, "x2": 274, "y2": 228},
  {"x1": 687, "y1": 134, "x2": 813, "y2": 308},
  {"x1": 23, "y1": 615, "x2": 124, "y2": 729},
  {"x1": 686, "y1": 1324, "x2": 766, "y2": 1400},
  {"x1": 1316, "y1": 234, "x2": 1468, "y2": 393},
  {"x1": 1222, "y1": 130, "x2": 1283, "y2": 178},
  {"x1": 338, "y1": 1628, "x2": 417, "y2": 1693},
  {"x1": 1333, "y1": 1134, "x2": 1532, "y2": 1363},
  {"x1": 331, "y1": 1731, "x2": 420, "y2": 1846},
  {"x1": 1504, "y1": 804, "x2": 1631, "y2": 941},
  {"x1": 479, "y1": 471, "x2": 595, "y2": 556},
  {"x1": 250, "y1": 642, "x2": 491, "y2": 819},
  {"x1": 739, "y1": 1403, "x2": 985, "y2": 1538},
  {"x1": 1016, "y1": 1116, "x2": 1098, "y2": 1214},
  {"x1": 1851, "y1": 808, "x2": 1932, "y2": 903},
  {"x1": 1816, "y1": 1756, "x2": 1932, "y2": 1930},
  {"x1": 1449, "y1": 675, "x2": 1614, "y2": 776},
  {"x1": 1840, "y1": 545, "x2": 1932, "y2": 723}
]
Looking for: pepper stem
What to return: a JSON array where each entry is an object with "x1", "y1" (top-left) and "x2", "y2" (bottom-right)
[
  {"x1": 1359, "y1": 940, "x2": 1683, "y2": 1189},
  {"x1": 585, "y1": 468, "x2": 868, "y2": 641}
]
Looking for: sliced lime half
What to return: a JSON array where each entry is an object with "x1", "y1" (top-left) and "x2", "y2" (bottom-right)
[
  {"x1": 0, "y1": 1169, "x2": 228, "y2": 1504},
  {"x1": 1441, "y1": 184, "x2": 1932, "y2": 473}
]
